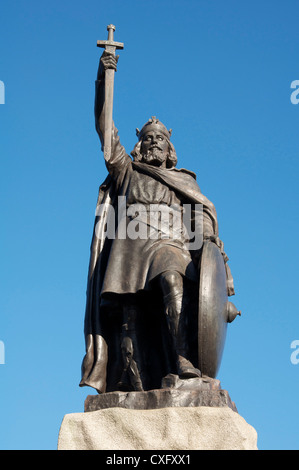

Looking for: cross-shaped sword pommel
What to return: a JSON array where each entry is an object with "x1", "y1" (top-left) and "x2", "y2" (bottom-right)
[{"x1": 97, "y1": 24, "x2": 124, "y2": 55}]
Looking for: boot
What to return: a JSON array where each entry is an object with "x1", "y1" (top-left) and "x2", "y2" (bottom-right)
[
  {"x1": 118, "y1": 302, "x2": 144, "y2": 391},
  {"x1": 164, "y1": 291, "x2": 201, "y2": 379}
]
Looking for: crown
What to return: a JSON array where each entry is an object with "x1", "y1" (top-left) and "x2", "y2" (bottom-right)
[{"x1": 136, "y1": 116, "x2": 172, "y2": 140}]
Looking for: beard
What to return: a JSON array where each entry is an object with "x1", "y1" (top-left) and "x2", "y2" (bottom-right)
[{"x1": 141, "y1": 147, "x2": 168, "y2": 167}]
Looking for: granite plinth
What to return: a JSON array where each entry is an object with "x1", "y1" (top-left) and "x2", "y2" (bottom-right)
[{"x1": 58, "y1": 406, "x2": 258, "y2": 450}]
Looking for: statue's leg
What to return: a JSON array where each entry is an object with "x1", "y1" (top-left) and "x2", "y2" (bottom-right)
[
  {"x1": 160, "y1": 271, "x2": 201, "y2": 379},
  {"x1": 117, "y1": 299, "x2": 144, "y2": 391}
]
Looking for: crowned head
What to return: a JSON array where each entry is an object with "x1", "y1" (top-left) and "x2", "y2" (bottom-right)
[{"x1": 131, "y1": 116, "x2": 177, "y2": 168}]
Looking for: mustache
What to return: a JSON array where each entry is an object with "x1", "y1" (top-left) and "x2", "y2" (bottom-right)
[
  {"x1": 143, "y1": 149, "x2": 166, "y2": 161},
  {"x1": 142, "y1": 145, "x2": 163, "y2": 154}
]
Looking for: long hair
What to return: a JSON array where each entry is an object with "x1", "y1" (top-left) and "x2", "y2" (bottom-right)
[{"x1": 130, "y1": 139, "x2": 178, "y2": 169}]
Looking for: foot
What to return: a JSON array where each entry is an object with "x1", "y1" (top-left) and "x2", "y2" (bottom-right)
[
  {"x1": 117, "y1": 380, "x2": 132, "y2": 391},
  {"x1": 177, "y1": 356, "x2": 201, "y2": 379}
]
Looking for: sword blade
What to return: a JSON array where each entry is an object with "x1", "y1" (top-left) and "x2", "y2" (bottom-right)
[{"x1": 104, "y1": 67, "x2": 115, "y2": 161}]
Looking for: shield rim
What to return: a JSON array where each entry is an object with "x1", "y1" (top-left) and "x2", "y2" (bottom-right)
[{"x1": 198, "y1": 240, "x2": 228, "y2": 378}]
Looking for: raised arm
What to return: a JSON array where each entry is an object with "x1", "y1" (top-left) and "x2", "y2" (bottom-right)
[
  {"x1": 94, "y1": 51, "x2": 116, "y2": 146},
  {"x1": 94, "y1": 51, "x2": 130, "y2": 176}
]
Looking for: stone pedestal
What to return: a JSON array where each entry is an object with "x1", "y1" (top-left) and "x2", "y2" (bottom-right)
[
  {"x1": 58, "y1": 406, "x2": 258, "y2": 450},
  {"x1": 58, "y1": 377, "x2": 258, "y2": 450}
]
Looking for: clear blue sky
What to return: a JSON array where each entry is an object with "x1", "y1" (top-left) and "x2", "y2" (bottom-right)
[{"x1": 1, "y1": 0, "x2": 299, "y2": 450}]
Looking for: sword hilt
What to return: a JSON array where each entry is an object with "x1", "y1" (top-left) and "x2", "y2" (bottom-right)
[
  {"x1": 107, "y1": 24, "x2": 115, "y2": 41},
  {"x1": 97, "y1": 24, "x2": 124, "y2": 54}
]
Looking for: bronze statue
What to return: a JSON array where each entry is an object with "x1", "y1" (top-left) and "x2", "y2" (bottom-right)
[{"x1": 79, "y1": 26, "x2": 240, "y2": 395}]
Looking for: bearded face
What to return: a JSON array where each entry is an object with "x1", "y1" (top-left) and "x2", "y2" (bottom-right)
[{"x1": 140, "y1": 131, "x2": 169, "y2": 167}]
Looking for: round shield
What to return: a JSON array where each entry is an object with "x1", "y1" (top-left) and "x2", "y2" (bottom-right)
[{"x1": 198, "y1": 240, "x2": 228, "y2": 378}]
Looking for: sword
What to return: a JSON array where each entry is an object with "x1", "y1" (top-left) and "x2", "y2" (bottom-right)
[{"x1": 97, "y1": 24, "x2": 124, "y2": 161}]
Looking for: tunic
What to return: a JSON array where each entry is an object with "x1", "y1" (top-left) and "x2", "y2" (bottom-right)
[{"x1": 101, "y1": 145, "x2": 197, "y2": 296}]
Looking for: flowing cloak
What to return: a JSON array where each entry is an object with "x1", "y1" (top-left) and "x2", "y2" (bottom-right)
[{"x1": 79, "y1": 158, "x2": 235, "y2": 393}]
